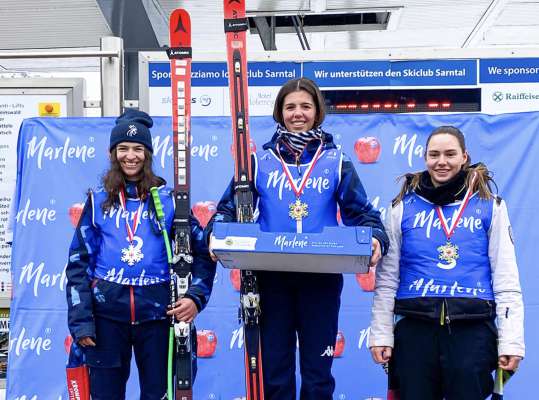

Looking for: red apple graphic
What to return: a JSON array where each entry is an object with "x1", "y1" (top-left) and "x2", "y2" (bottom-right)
[
  {"x1": 191, "y1": 201, "x2": 217, "y2": 228},
  {"x1": 354, "y1": 137, "x2": 381, "y2": 164},
  {"x1": 230, "y1": 138, "x2": 257, "y2": 158},
  {"x1": 230, "y1": 269, "x2": 241, "y2": 291},
  {"x1": 197, "y1": 329, "x2": 217, "y2": 358},
  {"x1": 64, "y1": 335, "x2": 73, "y2": 354},
  {"x1": 334, "y1": 330, "x2": 345, "y2": 357},
  {"x1": 68, "y1": 203, "x2": 85, "y2": 227},
  {"x1": 356, "y1": 266, "x2": 376, "y2": 292}
]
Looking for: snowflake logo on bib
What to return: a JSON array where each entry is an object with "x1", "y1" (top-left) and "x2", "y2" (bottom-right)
[{"x1": 121, "y1": 236, "x2": 144, "y2": 266}]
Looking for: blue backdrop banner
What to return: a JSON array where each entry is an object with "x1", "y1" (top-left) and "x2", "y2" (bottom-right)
[{"x1": 7, "y1": 112, "x2": 539, "y2": 399}]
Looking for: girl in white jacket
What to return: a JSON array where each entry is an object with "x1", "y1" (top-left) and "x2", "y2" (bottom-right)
[{"x1": 369, "y1": 125, "x2": 524, "y2": 400}]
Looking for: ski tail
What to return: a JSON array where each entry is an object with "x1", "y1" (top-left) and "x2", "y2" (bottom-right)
[
  {"x1": 224, "y1": 1, "x2": 265, "y2": 399},
  {"x1": 167, "y1": 8, "x2": 195, "y2": 400},
  {"x1": 244, "y1": 323, "x2": 264, "y2": 400}
]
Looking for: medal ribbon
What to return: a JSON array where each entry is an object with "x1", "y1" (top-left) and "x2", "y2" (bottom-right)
[
  {"x1": 118, "y1": 190, "x2": 144, "y2": 243},
  {"x1": 435, "y1": 173, "x2": 477, "y2": 240},
  {"x1": 276, "y1": 142, "x2": 324, "y2": 197}
]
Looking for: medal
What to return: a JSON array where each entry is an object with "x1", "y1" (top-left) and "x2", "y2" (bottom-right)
[
  {"x1": 289, "y1": 198, "x2": 309, "y2": 233},
  {"x1": 434, "y1": 174, "x2": 476, "y2": 270},
  {"x1": 437, "y1": 241, "x2": 459, "y2": 270},
  {"x1": 276, "y1": 142, "x2": 323, "y2": 233},
  {"x1": 118, "y1": 190, "x2": 144, "y2": 266},
  {"x1": 121, "y1": 240, "x2": 144, "y2": 266}
]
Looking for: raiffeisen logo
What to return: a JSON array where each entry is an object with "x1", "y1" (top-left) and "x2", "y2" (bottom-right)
[
  {"x1": 25, "y1": 136, "x2": 96, "y2": 169},
  {"x1": 491, "y1": 90, "x2": 539, "y2": 102},
  {"x1": 492, "y1": 91, "x2": 503, "y2": 102},
  {"x1": 152, "y1": 135, "x2": 219, "y2": 168}
]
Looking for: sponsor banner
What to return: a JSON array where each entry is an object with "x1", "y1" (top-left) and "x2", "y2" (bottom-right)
[
  {"x1": 480, "y1": 58, "x2": 539, "y2": 83},
  {"x1": 148, "y1": 61, "x2": 301, "y2": 87},
  {"x1": 482, "y1": 83, "x2": 539, "y2": 114},
  {"x1": 149, "y1": 86, "x2": 226, "y2": 116},
  {"x1": 8, "y1": 113, "x2": 539, "y2": 399},
  {"x1": 303, "y1": 59, "x2": 477, "y2": 87},
  {"x1": 150, "y1": 86, "x2": 279, "y2": 117},
  {"x1": 146, "y1": 58, "x2": 539, "y2": 117}
]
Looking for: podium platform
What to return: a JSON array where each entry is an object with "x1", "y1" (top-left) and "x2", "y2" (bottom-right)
[{"x1": 212, "y1": 223, "x2": 372, "y2": 274}]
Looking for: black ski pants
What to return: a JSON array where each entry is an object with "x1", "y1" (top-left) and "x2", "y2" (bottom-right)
[
  {"x1": 391, "y1": 316, "x2": 498, "y2": 400},
  {"x1": 257, "y1": 271, "x2": 343, "y2": 400}
]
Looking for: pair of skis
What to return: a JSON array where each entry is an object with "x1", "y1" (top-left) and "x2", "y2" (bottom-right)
[{"x1": 165, "y1": 2, "x2": 263, "y2": 399}]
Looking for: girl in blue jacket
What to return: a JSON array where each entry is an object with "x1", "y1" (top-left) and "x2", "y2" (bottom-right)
[
  {"x1": 66, "y1": 110, "x2": 216, "y2": 400},
  {"x1": 207, "y1": 78, "x2": 388, "y2": 400}
]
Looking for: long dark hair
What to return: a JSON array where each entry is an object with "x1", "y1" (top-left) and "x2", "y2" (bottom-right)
[
  {"x1": 393, "y1": 126, "x2": 495, "y2": 205},
  {"x1": 101, "y1": 148, "x2": 164, "y2": 212},
  {"x1": 272, "y1": 77, "x2": 326, "y2": 128}
]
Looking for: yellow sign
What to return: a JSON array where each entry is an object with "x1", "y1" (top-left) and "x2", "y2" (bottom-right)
[
  {"x1": 38, "y1": 102, "x2": 61, "y2": 117},
  {"x1": 0, "y1": 307, "x2": 8, "y2": 333}
]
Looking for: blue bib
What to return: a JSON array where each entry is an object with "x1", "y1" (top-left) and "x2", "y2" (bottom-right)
[
  {"x1": 92, "y1": 187, "x2": 174, "y2": 286},
  {"x1": 254, "y1": 148, "x2": 341, "y2": 233},
  {"x1": 396, "y1": 192, "x2": 494, "y2": 300}
]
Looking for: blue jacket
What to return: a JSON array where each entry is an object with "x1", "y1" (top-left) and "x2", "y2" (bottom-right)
[
  {"x1": 66, "y1": 183, "x2": 216, "y2": 342},
  {"x1": 206, "y1": 129, "x2": 389, "y2": 254}
]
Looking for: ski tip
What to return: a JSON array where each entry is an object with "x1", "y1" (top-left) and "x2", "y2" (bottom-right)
[
  {"x1": 169, "y1": 8, "x2": 191, "y2": 47},
  {"x1": 224, "y1": 0, "x2": 246, "y2": 19}
]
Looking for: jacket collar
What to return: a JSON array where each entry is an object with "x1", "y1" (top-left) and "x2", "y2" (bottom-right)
[{"x1": 262, "y1": 128, "x2": 336, "y2": 163}]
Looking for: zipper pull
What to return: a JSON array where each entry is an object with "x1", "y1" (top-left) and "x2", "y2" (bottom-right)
[
  {"x1": 444, "y1": 299, "x2": 452, "y2": 334},
  {"x1": 440, "y1": 301, "x2": 445, "y2": 326},
  {"x1": 296, "y1": 155, "x2": 302, "y2": 175}
]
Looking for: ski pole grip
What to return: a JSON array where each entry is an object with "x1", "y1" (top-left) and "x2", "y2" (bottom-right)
[
  {"x1": 150, "y1": 187, "x2": 166, "y2": 223},
  {"x1": 150, "y1": 187, "x2": 173, "y2": 264}
]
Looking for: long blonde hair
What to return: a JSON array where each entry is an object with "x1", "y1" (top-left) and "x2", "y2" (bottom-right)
[{"x1": 392, "y1": 126, "x2": 495, "y2": 206}]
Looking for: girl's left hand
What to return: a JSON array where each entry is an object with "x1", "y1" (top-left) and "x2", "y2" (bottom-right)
[
  {"x1": 167, "y1": 297, "x2": 199, "y2": 323},
  {"x1": 498, "y1": 355, "x2": 522, "y2": 371},
  {"x1": 369, "y1": 238, "x2": 382, "y2": 268}
]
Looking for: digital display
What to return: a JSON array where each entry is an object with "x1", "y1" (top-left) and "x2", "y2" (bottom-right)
[{"x1": 322, "y1": 88, "x2": 481, "y2": 113}]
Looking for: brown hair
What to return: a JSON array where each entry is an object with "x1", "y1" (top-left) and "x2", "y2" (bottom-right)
[
  {"x1": 101, "y1": 148, "x2": 165, "y2": 212},
  {"x1": 393, "y1": 126, "x2": 495, "y2": 206},
  {"x1": 273, "y1": 78, "x2": 326, "y2": 128}
]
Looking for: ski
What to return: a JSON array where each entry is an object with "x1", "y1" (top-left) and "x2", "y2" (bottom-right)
[
  {"x1": 223, "y1": 1, "x2": 265, "y2": 399},
  {"x1": 166, "y1": 8, "x2": 194, "y2": 400}
]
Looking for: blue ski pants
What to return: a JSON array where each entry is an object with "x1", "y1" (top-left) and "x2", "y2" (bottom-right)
[
  {"x1": 258, "y1": 271, "x2": 343, "y2": 400},
  {"x1": 84, "y1": 316, "x2": 169, "y2": 400}
]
